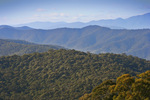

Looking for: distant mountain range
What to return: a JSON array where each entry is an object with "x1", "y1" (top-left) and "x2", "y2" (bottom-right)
[
  {"x1": 0, "y1": 25, "x2": 33, "y2": 30},
  {"x1": 0, "y1": 39, "x2": 63, "y2": 56},
  {"x1": 15, "y1": 12, "x2": 150, "y2": 29},
  {"x1": 0, "y1": 25, "x2": 150, "y2": 60}
]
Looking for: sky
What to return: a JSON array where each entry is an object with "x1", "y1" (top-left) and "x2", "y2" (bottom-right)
[{"x1": 0, "y1": 0, "x2": 150, "y2": 25}]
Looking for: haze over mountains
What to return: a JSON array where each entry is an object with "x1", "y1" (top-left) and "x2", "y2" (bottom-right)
[
  {"x1": 0, "y1": 25, "x2": 150, "y2": 60},
  {"x1": 15, "y1": 12, "x2": 150, "y2": 29},
  {"x1": 1, "y1": 0, "x2": 150, "y2": 100}
]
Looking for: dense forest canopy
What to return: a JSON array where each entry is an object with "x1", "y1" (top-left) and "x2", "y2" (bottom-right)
[
  {"x1": 79, "y1": 70, "x2": 150, "y2": 100},
  {"x1": 0, "y1": 39, "x2": 63, "y2": 56},
  {"x1": 0, "y1": 49, "x2": 150, "y2": 100}
]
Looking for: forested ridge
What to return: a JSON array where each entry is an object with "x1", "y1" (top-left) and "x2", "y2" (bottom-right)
[
  {"x1": 79, "y1": 70, "x2": 150, "y2": 100},
  {"x1": 0, "y1": 39, "x2": 63, "y2": 56},
  {"x1": 0, "y1": 49, "x2": 150, "y2": 100}
]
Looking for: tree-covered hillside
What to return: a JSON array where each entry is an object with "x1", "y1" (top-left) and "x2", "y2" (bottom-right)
[
  {"x1": 0, "y1": 49, "x2": 150, "y2": 100},
  {"x1": 0, "y1": 39, "x2": 63, "y2": 56},
  {"x1": 79, "y1": 70, "x2": 150, "y2": 100},
  {"x1": 0, "y1": 25, "x2": 150, "y2": 60}
]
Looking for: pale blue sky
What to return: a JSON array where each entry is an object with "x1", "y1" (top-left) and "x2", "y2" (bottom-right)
[{"x1": 0, "y1": 0, "x2": 150, "y2": 25}]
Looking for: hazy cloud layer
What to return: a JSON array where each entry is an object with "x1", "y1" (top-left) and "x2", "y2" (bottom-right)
[{"x1": 0, "y1": 0, "x2": 150, "y2": 25}]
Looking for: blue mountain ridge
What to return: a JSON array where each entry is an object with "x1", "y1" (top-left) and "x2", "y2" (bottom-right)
[
  {"x1": 14, "y1": 12, "x2": 150, "y2": 29},
  {"x1": 0, "y1": 25, "x2": 150, "y2": 60}
]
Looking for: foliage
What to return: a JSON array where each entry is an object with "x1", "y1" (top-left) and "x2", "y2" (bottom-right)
[
  {"x1": 0, "y1": 39, "x2": 63, "y2": 56},
  {"x1": 80, "y1": 70, "x2": 150, "y2": 100},
  {"x1": 0, "y1": 49, "x2": 150, "y2": 100}
]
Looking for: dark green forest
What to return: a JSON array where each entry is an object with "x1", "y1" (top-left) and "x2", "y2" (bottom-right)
[
  {"x1": 79, "y1": 70, "x2": 150, "y2": 100},
  {"x1": 0, "y1": 39, "x2": 63, "y2": 56},
  {"x1": 0, "y1": 49, "x2": 150, "y2": 100}
]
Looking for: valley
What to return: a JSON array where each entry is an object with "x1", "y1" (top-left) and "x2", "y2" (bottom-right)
[
  {"x1": 0, "y1": 25, "x2": 150, "y2": 60},
  {"x1": 1, "y1": 0, "x2": 150, "y2": 100}
]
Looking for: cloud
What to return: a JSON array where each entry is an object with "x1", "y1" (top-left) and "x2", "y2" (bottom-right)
[
  {"x1": 36, "y1": 8, "x2": 46, "y2": 12},
  {"x1": 28, "y1": 13, "x2": 96, "y2": 22},
  {"x1": 28, "y1": 12, "x2": 124, "y2": 23},
  {"x1": 0, "y1": 16, "x2": 8, "y2": 24}
]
